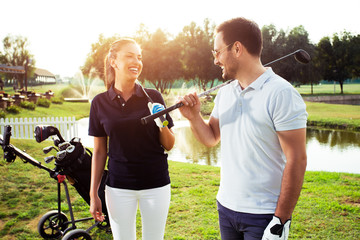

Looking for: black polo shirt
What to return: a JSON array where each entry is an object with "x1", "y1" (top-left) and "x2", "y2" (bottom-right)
[{"x1": 88, "y1": 84, "x2": 174, "y2": 190}]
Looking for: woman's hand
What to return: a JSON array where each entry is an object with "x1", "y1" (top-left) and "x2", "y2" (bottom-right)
[{"x1": 90, "y1": 195, "x2": 105, "y2": 222}]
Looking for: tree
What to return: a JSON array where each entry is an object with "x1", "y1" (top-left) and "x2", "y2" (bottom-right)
[
  {"x1": 261, "y1": 25, "x2": 317, "y2": 88},
  {"x1": 81, "y1": 34, "x2": 120, "y2": 81},
  {"x1": 0, "y1": 35, "x2": 35, "y2": 89},
  {"x1": 317, "y1": 32, "x2": 357, "y2": 94},
  {"x1": 140, "y1": 29, "x2": 182, "y2": 93},
  {"x1": 176, "y1": 19, "x2": 221, "y2": 91},
  {"x1": 347, "y1": 34, "x2": 360, "y2": 78}
]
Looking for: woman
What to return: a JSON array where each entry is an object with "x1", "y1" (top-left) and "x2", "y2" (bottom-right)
[{"x1": 89, "y1": 38, "x2": 175, "y2": 240}]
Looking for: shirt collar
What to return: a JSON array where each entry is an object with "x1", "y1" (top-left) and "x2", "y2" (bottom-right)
[
  {"x1": 231, "y1": 67, "x2": 275, "y2": 94},
  {"x1": 108, "y1": 83, "x2": 145, "y2": 101},
  {"x1": 249, "y1": 67, "x2": 275, "y2": 90}
]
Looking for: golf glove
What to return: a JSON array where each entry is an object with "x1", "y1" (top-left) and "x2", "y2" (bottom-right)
[
  {"x1": 147, "y1": 102, "x2": 166, "y2": 128},
  {"x1": 262, "y1": 216, "x2": 291, "y2": 240}
]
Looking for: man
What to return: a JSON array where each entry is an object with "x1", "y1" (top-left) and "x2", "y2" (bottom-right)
[{"x1": 179, "y1": 17, "x2": 308, "y2": 240}]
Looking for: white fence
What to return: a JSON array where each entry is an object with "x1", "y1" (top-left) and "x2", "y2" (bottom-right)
[{"x1": 0, "y1": 117, "x2": 78, "y2": 140}]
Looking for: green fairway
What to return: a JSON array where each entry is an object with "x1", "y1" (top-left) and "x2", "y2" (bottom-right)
[{"x1": 296, "y1": 83, "x2": 360, "y2": 95}]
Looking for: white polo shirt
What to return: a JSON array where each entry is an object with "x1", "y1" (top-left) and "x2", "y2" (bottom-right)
[{"x1": 211, "y1": 68, "x2": 308, "y2": 214}]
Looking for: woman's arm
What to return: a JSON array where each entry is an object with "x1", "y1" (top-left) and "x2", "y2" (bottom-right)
[
  {"x1": 89, "y1": 136, "x2": 108, "y2": 222},
  {"x1": 159, "y1": 127, "x2": 175, "y2": 151}
]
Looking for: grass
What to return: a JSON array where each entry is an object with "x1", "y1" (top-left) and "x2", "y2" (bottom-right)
[
  {"x1": 0, "y1": 83, "x2": 359, "y2": 239},
  {"x1": 3, "y1": 101, "x2": 91, "y2": 120},
  {"x1": 0, "y1": 139, "x2": 359, "y2": 239},
  {"x1": 296, "y1": 83, "x2": 360, "y2": 95},
  {"x1": 305, "y1": 101, "x2": 360, "y2": 131}
]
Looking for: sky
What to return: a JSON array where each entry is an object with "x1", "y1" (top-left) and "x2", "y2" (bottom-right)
[{"x1": 1, "y1": 0, "x2": 359, "y2": 78}]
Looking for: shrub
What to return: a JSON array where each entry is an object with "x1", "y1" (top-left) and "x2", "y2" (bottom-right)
[
  {"x1": 0, "y1": 110, "x2": 5, "y2": 118},
  {"x1": 200, "y1": 97, "x2": 215, "y2": 116},
  {"x1": 60, "y1": 86, "x2": 83, "y2": 98},
  {"x1": 6, "y1": 105, "x2": 21, "y2": 114},
  {"x1": 37, "y1": 98, "x2": 51, "y2": 108},
  {"x1": 20, "y1": 101, "x2": 36, "y2": 110},
  {"x1": 51, "y1": 97, "x2": 63, "y2": 104}
]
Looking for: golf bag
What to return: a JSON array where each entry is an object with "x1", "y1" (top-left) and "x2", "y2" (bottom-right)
[
  {"x1": 58, "y1": 137, "x2": 108, "y2": 217},
  {"x1": 34, "y1": 125, "x2": 108, "y2": 217}
]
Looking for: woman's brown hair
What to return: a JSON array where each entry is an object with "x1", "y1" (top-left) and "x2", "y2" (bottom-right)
[{"x1": 104, "y1": 38, "x2": 139, "y2": 90}]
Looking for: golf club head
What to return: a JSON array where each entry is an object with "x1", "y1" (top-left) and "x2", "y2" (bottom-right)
[
  {"x1": 43, "y1": 146, "x2": 57, "y2": 154},
  {"x1": 56, "y1": 150, "x2": 67, "y2": 161},
  {"x1": 58, "y1": 142, "x2": 71, "y2": 151},
  {"x1": 66, "y1": 145, "x2": 75, "y2": 153},
  {"x1": 44, "y1": 155, "x2": 55, "y2": 164},
  {"x1": 294, "y1": 49, "x2": 311, "y2": 64},
  {"x1": 34, "y1": 125, "x2": 59, "y2": 143}
]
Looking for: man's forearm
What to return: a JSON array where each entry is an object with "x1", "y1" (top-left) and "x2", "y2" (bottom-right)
[
  {"x1": 275, "y1": 158, "x2": 307, "y2": 223},
  {"x1": 189, "y1": 114, "x2": 219, "y2": 148}
]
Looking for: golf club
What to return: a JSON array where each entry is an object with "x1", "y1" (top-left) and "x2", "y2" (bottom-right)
[
  {"x1": 136, "y1": 80, "x2": 169, "y2": 127},
  {"x1": 141, "y1": 49, "x2": 310, "y2": 125},
  {"x1": 43, "y1": 146, "x2": 58, "y2": 154},
  {"x1": 44, "y1": 155, "x2": 56, "y2": 164}
]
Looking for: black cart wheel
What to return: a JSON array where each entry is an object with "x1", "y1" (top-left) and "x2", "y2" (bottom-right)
[
  {"x1": 62, "y1": 229, "x2": 92, "y2": 240},
  {"x1": 37, "y1": 210, "x2": 69, "y2": 239}
]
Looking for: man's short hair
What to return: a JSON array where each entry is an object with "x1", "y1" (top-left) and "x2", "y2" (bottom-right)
[{"x1": 215, "y1": 17, "x2": 263, "y2": 57}]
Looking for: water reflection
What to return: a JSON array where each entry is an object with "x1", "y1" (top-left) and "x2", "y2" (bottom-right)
[
  {"x1": 167, "y1": 124, "x2": 360, "y2": 174},
  {"x1": 77, "y1": 118, "x2": 360, "y2": 174},
  {"x1": 167, "y1": 126, "x2": 220, "y2": 166},
  {"x1": 307, "y1": 128, "x2": 360, "y2": 149}
]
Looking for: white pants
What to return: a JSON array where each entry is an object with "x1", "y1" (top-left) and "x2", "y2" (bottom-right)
[{"x1": 105, "y1": 184, "x2": 171, "y2": 240}]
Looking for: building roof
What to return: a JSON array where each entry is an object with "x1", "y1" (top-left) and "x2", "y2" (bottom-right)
[
  {"x1": 34, "y1": 68, "x2": 56, "y2": 78},
  {"x1": 0, "y1": 64, "x2": 25, "y2": 74},
  {"x1": 0, "y1": 65, "x2": 55, "y2": 78}
]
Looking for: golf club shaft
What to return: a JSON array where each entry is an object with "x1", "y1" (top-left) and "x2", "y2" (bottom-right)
[
  {"x1": 137, "y1": 81, "x2": 169, "y2": 126},
  {"x1": 141, "y1": 49, "x2": 308, "y2": 125},
  {"x1": 263, "y1": 50, "x2": 300, "y2": 66},
  {"x1": 141, "y1": 80, "x2": 233, "y2": 125}
]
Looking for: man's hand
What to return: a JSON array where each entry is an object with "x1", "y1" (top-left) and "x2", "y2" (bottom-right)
[
  {"x1": 178, "y1": 92, "x2": 201, "y2": 120},
  {"x1": 262, "y1": 216, "x2": 291, "y2": 240},
  {"x1": 147, "y1": 102, "x2": 166, "y2": 128}
]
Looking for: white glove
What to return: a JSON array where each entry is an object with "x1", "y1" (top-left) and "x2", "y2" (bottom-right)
[
  {"x1": 262, "y1": 216, "x2": 291, "y2": 240},
  {"x1": 147, "y1": 102, "x2": 166, "y2": 128}
]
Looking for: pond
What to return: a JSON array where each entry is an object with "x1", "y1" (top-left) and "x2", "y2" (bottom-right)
[{"x1": 77, "y1": 119, "x2": 360, "y2": 174}]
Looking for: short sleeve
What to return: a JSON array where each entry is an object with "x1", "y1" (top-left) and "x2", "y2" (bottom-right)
[
  {"x1": 272, "y1": 87, "x2": 308, "y2": 131},
  {"x1": 88, "y1": 96, "x2": 107, "y2": 137}
]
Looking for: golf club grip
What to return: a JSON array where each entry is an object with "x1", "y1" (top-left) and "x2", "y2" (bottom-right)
[{"x1": 141, "y1": 102, "x2": 183, "y2": 125}]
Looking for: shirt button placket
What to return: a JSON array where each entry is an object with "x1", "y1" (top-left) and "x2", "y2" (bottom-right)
[
  {"x1": 238, "y1": 92, "x2": 245, "y2": 112},
  {"x1": 117, "y1": 95, "x2": 125, "y2": 108}
]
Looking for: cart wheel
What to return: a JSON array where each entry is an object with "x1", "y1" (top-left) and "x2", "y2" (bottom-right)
[
  {"x1": 37, "y1": 210, "x2": 68, "y2": 239},
  {"x1": 62, "y1": 229, "x2": 92, "y2": 240}
]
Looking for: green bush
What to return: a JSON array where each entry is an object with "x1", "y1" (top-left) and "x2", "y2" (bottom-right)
[
  {"x1": 51, "y1": 97, "x2": 63, "y2": 104},
  {"x1": 37, "y1": 98, "x2": 51, "y2": 108},
  {"x1": 20, "y1": 101, "x2": 36, "y2": 110},
  {"x1": 0, "y1": 110, "x2": 5, "y2": 118},
  {"x1": 200, "y1": 97, "x2": 215, "y2": 116},
  {"x1": 60, "y1": 85, "x2": 83, "y2": 98},
  {"x1": 6, "y1": 105, "x2": 21, "y2": 114}
]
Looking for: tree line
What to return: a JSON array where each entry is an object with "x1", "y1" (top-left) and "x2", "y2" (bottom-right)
[
  {"x1": 82, "y1": 19, "x2": 360, "y2": 94},
  {"x1": 1, "y1": 19, "x2": 360, "y2": 94}
]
